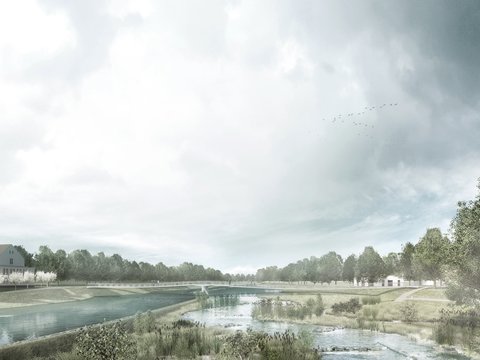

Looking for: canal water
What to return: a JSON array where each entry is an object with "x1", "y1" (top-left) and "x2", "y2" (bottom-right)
[
  {"x1": 0, "y1": 288, "x2": 196, "y2": 345},
  {"x1": 183, "y1": 292, "x2": 470, "y2": 360},
  {"x1": 0, "y1": 286, "x2": 268, "y2": 346}
]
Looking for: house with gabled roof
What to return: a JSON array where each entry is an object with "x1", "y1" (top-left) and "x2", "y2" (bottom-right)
[{"x1": 0, "y1": 244, "x2": 33, "y2": 276}]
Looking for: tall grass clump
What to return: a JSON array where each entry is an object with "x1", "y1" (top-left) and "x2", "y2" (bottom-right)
[
  {"x1": 356, "y1": 306, "x2": 379, "y2": 331},
  {"x1": 433, "y1": 306, "x2": 480, "y2": 351},
  {"x1": 361, "y1": 296, "x2": 381, "y2": 305},
  {"x1": 219, "y1": 329, "x2": 321, "y2": 360},
  {"x1": 252, "y1": 296, "x2": 324, "y2": 321},
  {"x1": 134, "y1": 310, "x2": 156, "y2": 334}
]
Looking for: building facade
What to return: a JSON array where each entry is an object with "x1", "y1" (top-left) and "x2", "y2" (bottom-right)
[{"x1": 0, "y1": 244, "x2": 31, "y2": 276}]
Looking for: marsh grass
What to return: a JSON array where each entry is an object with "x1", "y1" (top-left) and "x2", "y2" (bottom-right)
[{"x1": 361, "y1": 296, "x2": 381, "y2": 305}]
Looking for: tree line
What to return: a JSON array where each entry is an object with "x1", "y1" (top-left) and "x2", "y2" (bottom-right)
[
  {"x1": 255, "y1": 179, "x2": 480, "y2": 305},
  {"x1": 13, "y1": 179, "x2": 480, "y2": 305},
  {"x1": 14, "y1": 246, "x2": 253, "y2": 283}
]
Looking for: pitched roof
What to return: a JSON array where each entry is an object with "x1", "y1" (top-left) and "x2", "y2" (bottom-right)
[{"x1": 0, "y1": 244, "x2": 13, "y2": 255}]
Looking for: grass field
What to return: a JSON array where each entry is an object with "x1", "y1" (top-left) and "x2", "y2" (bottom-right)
[{"x1": 410, "y1": 288, "x2": 449, "y2": 300}]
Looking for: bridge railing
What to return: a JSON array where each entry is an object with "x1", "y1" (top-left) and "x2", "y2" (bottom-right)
[{"x1": 86, "y1": 280, "x2": 231, "y2": 288}]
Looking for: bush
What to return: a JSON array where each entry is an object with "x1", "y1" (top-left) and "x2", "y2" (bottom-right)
[
  {"x1": 331, "y1": 298, "x2": 362, "y2": 314},
  {"x1": 314, "y1": 295, "x2": 325, "y2": 317},
  {"x1": 75, "y1": 322, "x2": 136, "y2": 360},
  {"x1": 399, "y1": 302, "x2": 418, "y2": 323}
]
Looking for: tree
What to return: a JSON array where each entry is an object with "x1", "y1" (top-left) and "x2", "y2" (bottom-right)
[
  {"x1": 67, "y1": 250, "x2": 95, "y2": 280},
  {"x1": 14, "y1": 245, "x2": 35, "y2": 267},
  {"x1": 446, "y1": 179, "x2": 480, "y2": 304},
  {"x1": 383, "y1": 252, "x2": 400, "y2": 276},
  {"x1": 318, "y1": 252, "x2": 343, "y2": 284},
  {"x1": 356, "y1": 246, "x2": 385, "y2": 284},
  {"x1": 400, "y1": 242, "x2": 416, "y2": 285},
  {"x1": 24, "y1": 271, "x2": 35, "y2": 288},
  {"x1": 413, "y1": 228, "x2": 449, "y2": 287},
  {"x1": 36, "y1": 271, "x2": 57, "y2": 286},
  {"x1": 35, "y1": 246, "x2": 57, "y2": 272},
  {"x1": 305, "y1": 257, "x2": 321, "y2": 284},
  {"x1": 8, "y1": 272, "x2": 24, "y2": 290},
  {"x1": 54, "y1": 249, "x2": 69, "y2": 281},
  {"x1": 342, "y1": 254, "x2": 357, "y2": 283}
]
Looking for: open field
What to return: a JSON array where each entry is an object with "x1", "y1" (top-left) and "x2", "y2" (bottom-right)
[{"x1": 410, "y1": 288, "x2": 449, "y2": 300}]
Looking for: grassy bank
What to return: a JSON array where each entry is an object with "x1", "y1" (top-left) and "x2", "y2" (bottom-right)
[{"x1": 0, "y1": 286, "x2": 192, "y2": 309}]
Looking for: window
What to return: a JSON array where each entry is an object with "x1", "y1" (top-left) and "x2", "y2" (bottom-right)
[{"x1": 10, "y1": 258, "x2": 13, "y2": 265}]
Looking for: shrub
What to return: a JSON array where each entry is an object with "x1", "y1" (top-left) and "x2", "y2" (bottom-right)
[
  {"x1": 75, "y1": 322, "x2": 136, "y2": 360},
  {"x1": 331, "y1": 298, "x2": 362, "y2": 314},
  {"x1": 399, "y1": 302, "x2": 418, "y2": 323},
  {"x1": 314, "y1": 295, "x2": 325, "y2": 317}
]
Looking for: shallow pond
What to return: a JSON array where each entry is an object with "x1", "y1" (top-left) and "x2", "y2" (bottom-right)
[{"x1": 183, "y1": 293, "x2": 470, "y2": 360}]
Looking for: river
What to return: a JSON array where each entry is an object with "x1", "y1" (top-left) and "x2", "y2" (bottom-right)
[
  {"x1": 183, "y1": 291, "x2": 470, "y2": 360},
  {"x1": 0, "y1": 287, "x2": 472, "y2": 359}
]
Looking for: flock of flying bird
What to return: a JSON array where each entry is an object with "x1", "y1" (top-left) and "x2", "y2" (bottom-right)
[{"x1": 321, "y1": 102, "x2": 399, "y2": 137}]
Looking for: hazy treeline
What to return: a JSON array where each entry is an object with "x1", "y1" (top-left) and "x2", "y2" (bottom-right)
[
  {"x1": 14, "y1": 246, "x2": 253, "y2": 282},
  {"x1": 256, "y1": 179, "x2": 480, "y2": 306},
  {"x1": 13, "y1": 180, "x2": 480, "y2": 307}
]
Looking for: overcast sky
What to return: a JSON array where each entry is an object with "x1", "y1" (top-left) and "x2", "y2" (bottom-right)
[{"x1": 1, "y1": 0, "x2": 479, "y2": 274}]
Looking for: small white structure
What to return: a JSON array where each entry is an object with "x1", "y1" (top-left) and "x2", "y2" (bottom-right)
[{"x1": 380, "y1": 275, "x2": 404, "y2": 287}]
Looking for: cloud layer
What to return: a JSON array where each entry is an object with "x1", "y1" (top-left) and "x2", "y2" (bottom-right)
[{"x1": 1, "y1": 0, "x2": 479, "y2": 272}]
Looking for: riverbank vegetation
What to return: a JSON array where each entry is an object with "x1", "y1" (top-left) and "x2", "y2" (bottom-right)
[
  {"x1": 251, "y1": 295, "x2": 324, "y2": 321},
  {"x1": 1, "y1": 312, "x2": 322, "y2": 360}
]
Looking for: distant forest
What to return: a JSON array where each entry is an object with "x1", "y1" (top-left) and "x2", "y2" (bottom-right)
[{"x1": 15, "y1": 180, "x2": 480, "y2": 305}]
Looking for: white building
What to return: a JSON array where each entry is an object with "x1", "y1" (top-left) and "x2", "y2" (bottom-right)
[{"x1": 380, "y1": 275, "x2": 404, "y2": 287}]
